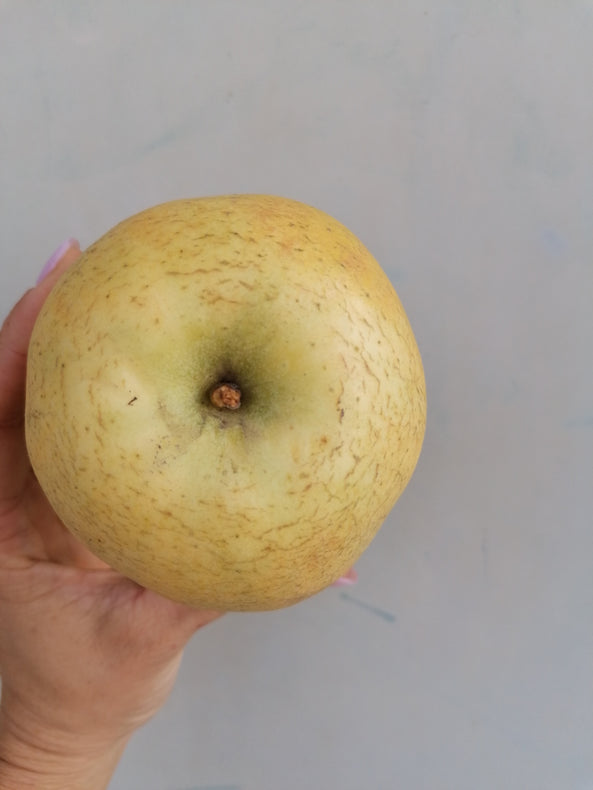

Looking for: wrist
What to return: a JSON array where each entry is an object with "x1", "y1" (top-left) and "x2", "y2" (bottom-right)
[{"x1": 0, "y1": 701, "x2": 128, "y2": 790}]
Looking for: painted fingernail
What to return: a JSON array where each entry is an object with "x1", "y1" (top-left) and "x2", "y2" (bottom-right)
[
  {"x1": 37, "y1": 238, "x2": 79, "y2": 284},
  {"x1": 332, "y1": 568, "x2": 358, "y2": 587}
]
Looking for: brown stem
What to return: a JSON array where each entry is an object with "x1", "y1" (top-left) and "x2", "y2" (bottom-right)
[{"x1": 210, "y1": 383, "x2": 241, "y2": 410}]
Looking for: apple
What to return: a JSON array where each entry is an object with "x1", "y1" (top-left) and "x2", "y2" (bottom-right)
[{"x1": 25, "y1": 195, "x2": 426, "y2": 611}]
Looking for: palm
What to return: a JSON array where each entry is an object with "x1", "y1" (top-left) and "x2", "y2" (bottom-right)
[{"x1": 3, "y1": 469, "x2": 106, "y2": 569}]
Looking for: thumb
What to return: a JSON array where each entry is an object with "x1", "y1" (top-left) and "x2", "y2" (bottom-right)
[{"x1": 140, "y1": 587, "x2": 224, "y2": 647}]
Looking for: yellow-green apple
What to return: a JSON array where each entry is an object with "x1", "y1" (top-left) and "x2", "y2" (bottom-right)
[{"x1": 25, "y1": 195, "x2": 426, "y2": 611}]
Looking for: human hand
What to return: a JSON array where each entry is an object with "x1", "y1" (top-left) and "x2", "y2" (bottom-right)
[{"x1": 0, "y1": 240, "x2": 222, "y2": 790}]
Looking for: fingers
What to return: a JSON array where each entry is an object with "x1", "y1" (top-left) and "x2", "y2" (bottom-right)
[
  {"x1": 0, "y1": 240, "x2": 81, "y2": 426},
  {"x1": 0, "y1": 240, "x2": 81, "y2": 508},
  {"x1": 36, "y1": 238, "x2": 79, "y2": 285}
]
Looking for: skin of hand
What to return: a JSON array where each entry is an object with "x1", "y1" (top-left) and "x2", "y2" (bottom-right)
[{"x1": 0, "y1": 241, "x2": 222, "y2": 790}]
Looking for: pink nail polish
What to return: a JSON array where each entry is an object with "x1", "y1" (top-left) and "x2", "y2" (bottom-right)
[
  {"x1": 332, "y1": 568, "x2": 358, "y2": 587},
  {"x1": 37, "y1": 238, "x2": 79, "y2": 284}
]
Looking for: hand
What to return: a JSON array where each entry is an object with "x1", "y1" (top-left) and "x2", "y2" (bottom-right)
[{"x1": 0, "y1": 240, "x2": 222, "y2": 790}]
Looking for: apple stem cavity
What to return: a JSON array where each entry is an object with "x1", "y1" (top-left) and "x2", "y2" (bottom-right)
[{"x1": 210, "y1": 382, "x2": 242, "y2": 410}]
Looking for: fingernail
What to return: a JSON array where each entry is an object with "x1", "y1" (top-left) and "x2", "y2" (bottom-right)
[
  {"x1": 332, "y1": 568, "x2": 358, "y2": 587},
  {"x1": 37, "y1": 238, "x2": 79, "y2": 284}
]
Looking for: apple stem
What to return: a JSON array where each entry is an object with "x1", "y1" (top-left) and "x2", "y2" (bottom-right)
[{"x1": 210, "y1": 382, "x2": 242, "y2": 410}]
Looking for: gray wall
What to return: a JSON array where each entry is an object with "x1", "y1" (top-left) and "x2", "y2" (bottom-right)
[{"x1": 1, "y1": 3, "x2": 592, "y2": 789}]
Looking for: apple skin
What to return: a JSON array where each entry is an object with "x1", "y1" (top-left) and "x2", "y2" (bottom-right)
[{"x1": 25, "y1": 195, "x2": 426, "y2": 611}]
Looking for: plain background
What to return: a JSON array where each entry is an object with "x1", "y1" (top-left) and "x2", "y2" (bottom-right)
[{"x1": 1, "y1": 3, "x2": 592, "y2": 789}]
